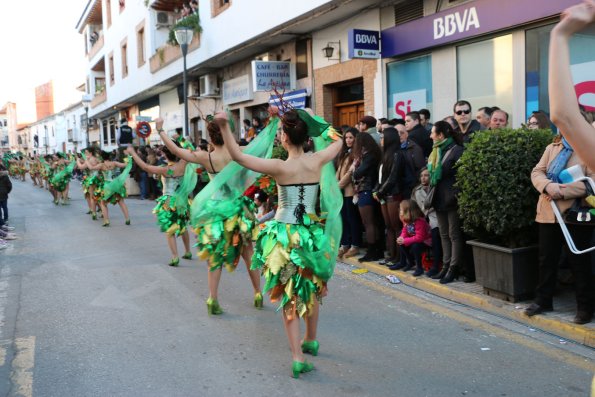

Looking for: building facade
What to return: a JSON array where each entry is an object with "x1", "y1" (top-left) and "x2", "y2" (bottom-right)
[{"x1": 76, "y1": 0, "x2": 593, "y2": 144}]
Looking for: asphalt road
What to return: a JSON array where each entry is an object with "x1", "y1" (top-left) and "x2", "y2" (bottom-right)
[{"x1": 0, "y1": 179, "x2": 593, "y2": 397}]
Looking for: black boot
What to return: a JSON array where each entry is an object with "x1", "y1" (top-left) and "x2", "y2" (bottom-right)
[
  {"x1": 432, "y1": 263, "x2": 449, "y2": 280},
  {"x1": 440, "y1": 267, "x2": 459, "y2": 284}
]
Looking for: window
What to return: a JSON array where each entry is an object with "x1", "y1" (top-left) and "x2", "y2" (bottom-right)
[
  {"x1": 119, "y1": 0, "x2": 125, "y2": 13},
  {"x1": 211, "y1": 0, "x2": 231, "y2": 17},
  {"x1": 106, "y1": 0, "x2": 112, "y2": 28},
  {"x1": 84, "y1": 32, "x2": 89, "y2": 54},
  {"x1": 296, "y1": 39, "x2": 308, "y2": 80},
  {"x1": 137, "y1": 25, "x2": 145, "y2": 67},
  {"x1": 102, "y1": 120, "x2": 109, "y2": 145},
  {"x1": 387, "y1": 54, "x2": 433, "y2": 119},
  {"x1": 121, "y1": 39, "x2": 128, "y2": 78},
  {"x1": 526, "y1": 24, "x2": 595, "y2": 120},
  {"x1": 457, "y1": 35, "x2": 513, "y2": 121},
  {"x1": 109, "y1": 52, "x2": 115, "y2": 85}
]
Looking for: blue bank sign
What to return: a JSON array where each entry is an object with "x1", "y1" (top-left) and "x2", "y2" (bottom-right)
[{"x1": 348, "y1": 29, "x2": 380, "y2": 59}]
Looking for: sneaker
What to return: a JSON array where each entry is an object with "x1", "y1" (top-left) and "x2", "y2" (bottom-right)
[
  {"x1": 3, "y1": 233, "x2": 17, "y2": 240},
  {"x1": 1, "y1": 225, "x2": 15, "y2": 231}
]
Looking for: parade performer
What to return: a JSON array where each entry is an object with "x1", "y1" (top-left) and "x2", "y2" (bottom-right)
[
  {"x1": 82, "y1": 147, "x2": 104, "y2": 220},
  {"x1": 96, "y1": 151, "x2": 133, "y2": 227},
  {"x1": 50, "y1": 153, "x2": 75, "y2": 205},
  {"x1": 159, "y1": 116, "x2": 276, "y2": 315},
  {"x1": 215, "y1": 108, "x2": 343, "y2": 378},
  {"x1": 125, "y1": 144, "x2": 196, "y2": 266}
]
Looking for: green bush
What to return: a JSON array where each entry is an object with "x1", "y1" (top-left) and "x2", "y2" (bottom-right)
[
  {"x1": 457, "y1": 128, "x2": 552, "y2": 247},
  {"x1": 168, "y1": 14, "x2": 202, "y2": 45}
]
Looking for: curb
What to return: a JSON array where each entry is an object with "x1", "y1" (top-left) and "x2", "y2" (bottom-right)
[{"x1": 341, "y1": 257, "x2": 595, "y2": 349}]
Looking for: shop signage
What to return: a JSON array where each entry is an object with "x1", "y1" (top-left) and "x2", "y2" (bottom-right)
[
  {"x1": 391, "y1": 89, "x2": 426, "y2": 119},
  {"x1": 222, "y1": 75, "x2": 253, "y2": 105},
  {"x1": 382, "y1": 0, "x2": 578, "y2": 58},
  {"x1": 135, "y1": 115, "x2": 152, "y2": 122},
  {"x1": 251, "y1": 61, "x2": 294, "y2": 92},
  {"x1": 268, "y1": 89, "x2": 308, "y2": 111},
  {"x1": 348, "y1": 29, "x2": 380, "y2": 59},
  {"x1": 571, "y1": 61, "x2": 595, "y2": 112}
]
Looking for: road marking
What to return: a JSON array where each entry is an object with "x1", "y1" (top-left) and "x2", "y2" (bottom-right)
[
  {"x1": 337, "y1": 268, "x2": 595, "y2": 373},
  {"x1": 10, "y1": 336, "x2": 35, "y2": 397}
]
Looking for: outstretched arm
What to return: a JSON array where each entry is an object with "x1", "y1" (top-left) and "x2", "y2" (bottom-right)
[
  {"x1": 125, "y1": 146, "x2": 184, "y2": 176},
  {"x1": 214, "y1": 113, "x2": 283, "y2": 176},
  {"x1": 549, "y1": 0, "x2": 595, "y2": 168},
  {"x1": 313, "y1": 136, "x2": 343, "y2": 167}
]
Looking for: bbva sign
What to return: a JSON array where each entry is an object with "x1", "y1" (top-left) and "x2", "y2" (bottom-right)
[{"x1": 433, "y1": 7, "x2": 480, "y2": 40}]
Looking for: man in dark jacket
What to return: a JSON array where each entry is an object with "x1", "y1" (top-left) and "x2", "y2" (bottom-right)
[
  {"x1": 405, "y1": 111, "x2": 432, "y2": 158},
  {"x1": 0, "y1": 165, "x2": 12, "y2": 228},
  {"x1": 117, "y1": 118, "x2": 134, "y2": 146},
  {"x1": 397, "y1": 124, "x2": 425, "y2": 197},
  {"x1": 453, "y1": 100, "x2": 484, "y2": 143}
]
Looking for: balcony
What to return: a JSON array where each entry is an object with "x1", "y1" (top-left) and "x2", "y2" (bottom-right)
[
  {"x1": 91, "y1": 89, "x2": 107, "y2": 108},
  {"x1": 149, "y1": 32, "x2": 200, "y2": 74},
  {"x1": 88, "y1": 33, "x2": 104, "y2": 60}
]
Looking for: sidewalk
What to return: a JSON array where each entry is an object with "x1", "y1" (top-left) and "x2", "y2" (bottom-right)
[{"x1": 341, "y1": 256, "x2": 595, "y2": 349}]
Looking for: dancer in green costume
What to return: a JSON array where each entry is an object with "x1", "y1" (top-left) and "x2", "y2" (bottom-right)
[
  {"x1": 157, "y1": 116, "x2": 274, "y2": 315},
  {"x1": 95, "y1": 151, "x2": 133, "y2": 227},
  {"x1": 79, "y1": 147, "x2": 104, "y2": 220},
  {"x1": 50, "y1": 153, "x2": 75, "y2": 205},
  {"x1": 125, "y1": 144, "x2": 195, "y2": 267},
  {"x1": 216, "y1": 108, "x2": 343, "y2": 378}
]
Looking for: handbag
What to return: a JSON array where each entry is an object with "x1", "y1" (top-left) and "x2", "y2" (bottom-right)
[{"x1": 423, "y1": 186, "x2": 435, "y2": 209}]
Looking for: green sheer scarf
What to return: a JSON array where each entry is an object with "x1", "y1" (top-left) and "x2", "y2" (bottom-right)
[
  {"x1": 427, "y1": 137, "x2": 453, "y2": 186},
  {"x1": 51, "y1": 160, "x2": 76, "y2": 185},
  {"x1": 101, "y1": 156, "x2": 134, "y2": 200},
  {"x1": 190, "y1": 117, "x2": 280, "y2": 227}
]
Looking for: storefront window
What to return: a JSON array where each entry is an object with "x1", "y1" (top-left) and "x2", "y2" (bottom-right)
[
  {"x1": 457, "y1": 35, "x2": 513, "y2": 122},
  {"x1": 386, "y1": 55, "x2": 432, "y2": 119},
  {"x1": 526, "y1": 24, "x2": 595, "y2": 121}
]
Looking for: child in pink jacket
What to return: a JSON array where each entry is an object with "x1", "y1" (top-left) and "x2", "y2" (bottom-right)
[{"x1": 389, "y1": 199, "x2": 431, "y2": 276}]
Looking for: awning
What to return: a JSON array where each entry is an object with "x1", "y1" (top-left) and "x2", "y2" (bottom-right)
[{"x1": 268, "y1": 89, "x2": 308, "y2": 110}]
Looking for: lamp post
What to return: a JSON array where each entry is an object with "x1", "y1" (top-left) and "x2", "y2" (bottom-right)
[
  {"x1": 82, "y1": 94, "x2": 92, "y2": 149},
  {"x1": 174, "y1": 26, "x2": 194, "y2": 137}
]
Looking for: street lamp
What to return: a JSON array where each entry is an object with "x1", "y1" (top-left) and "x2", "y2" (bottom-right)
[
  {"x1": 174, "y1": 26, "x2": 193, "y2": 137},
  {"x1": 82, "y1": 94, "x2": 92, "y2": 148}
]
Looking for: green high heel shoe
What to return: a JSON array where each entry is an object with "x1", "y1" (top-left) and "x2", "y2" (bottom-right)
[
  {"x1": 291, "y1": 360, "x2": 314, "y2": 379},
  {"x1": 301, "y1": 340, "x2": 319, "y2": 356},
  {"x1": 168, "y1": 257, "x2": 179, "y2": 267},
  {"x1": 254, "y1": 292, "x2": 263, "y2": 309},
  {"x1": 182, "y1": 252, "x2": 192, "y2": 260},
  {"x1": 125, "y1": 219, "x2": 131, "y2": 225},
  {"x1": 91, "y1": 213, "x2": 97, "y2": 221},
  {"x1": 206, "y1": 297, "x2": 223, "y2": 315}
]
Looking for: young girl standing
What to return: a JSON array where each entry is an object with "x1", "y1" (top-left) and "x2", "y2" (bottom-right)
[{"x1": 392, "y1": 199, "x2": 431, "y2": 277}]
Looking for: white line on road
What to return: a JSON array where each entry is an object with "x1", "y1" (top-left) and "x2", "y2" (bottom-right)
[{"x1": 10, "y1": 336, "x2": 35, "y2": 397}]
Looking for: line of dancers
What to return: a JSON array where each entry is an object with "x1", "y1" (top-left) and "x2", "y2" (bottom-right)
[{"x1": 6, "y1": 105, "x2": 344, "y2": 378}]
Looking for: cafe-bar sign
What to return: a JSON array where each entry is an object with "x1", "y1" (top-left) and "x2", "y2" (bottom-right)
[
  {"x1": 251, "y1": 61, "x2": 295, "y2": 92},
  {"x1": 348, "y1": 29, "x2": 380, "y2": 59}
]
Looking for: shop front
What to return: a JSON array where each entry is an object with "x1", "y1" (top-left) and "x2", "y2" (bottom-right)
[{"x1": 381, "y1": 0, "x2": 594, "y2": 127}]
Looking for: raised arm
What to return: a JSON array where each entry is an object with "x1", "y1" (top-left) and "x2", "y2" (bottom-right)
[
  {"x1": 549, "y1": 0, "x2": 595, "y2": 169},
  {"x1": 313, "y1": 137, "x2": 343, "y2": 167},
  {"x1": 156, "y1": 118, "x2": 207, "y2": 165},
  {"x1": 214, "y1": 113, "x2": 283, "y2": 177}
]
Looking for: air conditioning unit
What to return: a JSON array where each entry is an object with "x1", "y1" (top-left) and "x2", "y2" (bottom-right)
[
  {"x1": 156, "y1": 11, "x2": 171, "y2": 29},
  {"x1": 199, "y1": 74, "x2": 220, "y2": 97}
]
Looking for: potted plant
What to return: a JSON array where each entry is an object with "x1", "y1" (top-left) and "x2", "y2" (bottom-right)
[
  {"x1": 456, "y1": 128, "x2": 552, "y2": 302},
  {"x1": 168, "y1": 13, "x2": 202, "y2": 45}
]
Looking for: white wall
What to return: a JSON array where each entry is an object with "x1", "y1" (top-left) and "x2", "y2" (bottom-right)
[{"x1": 159, "y1": 88, "x2": 183, "y2": 133}]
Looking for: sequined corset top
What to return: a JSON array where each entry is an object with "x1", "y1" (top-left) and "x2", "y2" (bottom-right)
[
  {"x1": 104, "y1": 169, "x2": 113, "y2": 180},
  {"x1": 162, "y1": 176, "x2": 180, "y2": 196},
  {"x1": 275, "y1": 183, "x2": 319, "y2": 224}
]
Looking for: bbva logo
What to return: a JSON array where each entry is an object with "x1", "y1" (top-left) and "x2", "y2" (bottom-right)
[
  {"x1": 433, "y1": 7, "x2": 480, "y2": 40},
  {"x1": 355, "y1": 34, "x2": 378, "y2": 45}
]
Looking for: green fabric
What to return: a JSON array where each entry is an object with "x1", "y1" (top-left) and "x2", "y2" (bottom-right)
[
  {"x1": 296, "y1": 109, "x2": 329, "y2": 137},
  {"x1": 50, "y1": 161, "x2": 76, "y2": 192},
  {"x1": 427, "y1": 137, "x2": 454, "y2": 186},
  {"x1": 190, "y1": 117, "x2": 280, "y2": 270},
  {"x1": 102, "y1": 156, "x2": 133, "y2": 204}
]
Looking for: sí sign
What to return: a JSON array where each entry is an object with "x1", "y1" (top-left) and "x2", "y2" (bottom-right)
[
  {"x1": 348, "y1": 29, "x2": 380, "y2": 59},
  {"x1": 392, "y1": 89, "x2": 426, "y2": 119}
]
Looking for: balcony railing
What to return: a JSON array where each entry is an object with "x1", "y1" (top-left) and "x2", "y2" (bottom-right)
[
  {"x1": 149, "y1": 33, "x2": 200, "y2": 74},
  {"x1": 88, "y1": 34, "x2": 104, "y2": 60},
  {"x1": 91, "y1": 89, "x2": 107, "y2": 108}
]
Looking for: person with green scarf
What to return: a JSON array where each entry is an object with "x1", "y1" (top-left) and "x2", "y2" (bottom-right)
[
  {"x1": 426, "y1": 120, "x2": 464, "y2": 284},
  {"x1": 216, "y1": 108, "x2": 343, "y2": 379}
]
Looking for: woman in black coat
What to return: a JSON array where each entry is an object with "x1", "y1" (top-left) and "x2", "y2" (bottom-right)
[{"x1": 0, "y1": 164, "x2": 12, "y2": 228}]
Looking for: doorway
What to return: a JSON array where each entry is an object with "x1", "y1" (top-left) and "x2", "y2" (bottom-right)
[{"x1": 333, "y1": 79, "x2": 364, "y2": 128}]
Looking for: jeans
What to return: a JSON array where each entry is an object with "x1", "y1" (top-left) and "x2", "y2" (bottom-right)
[
  {"x1": 436, "y1": 209, "x2": 464, "y2": 270},
  {"x1": 340, "y1": 196, "x2": 363, "y2": 247},
  {"x1": 0, "y1": 199, "x2": 7, "y2": 226},
  {"x1": 399, "y1": 242, "x2": 427, "y2": 269},
  {"x1": 535, "y1": 223, "x2": 594, "y2": 312},
  {"x1": 139, "y1": 172, "x2": 148, "y2": 199}
]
